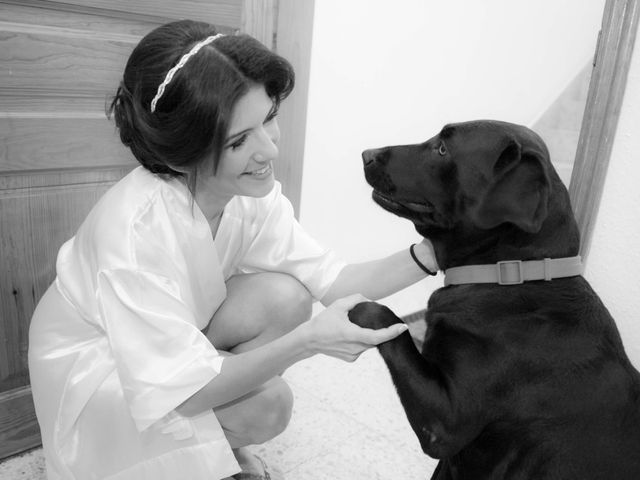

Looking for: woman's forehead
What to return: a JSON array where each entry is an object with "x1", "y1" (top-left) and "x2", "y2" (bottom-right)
[{"x1": 228, "y1": 85, "x2": 273, "y2": 132}]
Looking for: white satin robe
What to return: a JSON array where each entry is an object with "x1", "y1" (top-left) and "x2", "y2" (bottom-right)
[{"x1": 28, "y1": 167, "x2": 345, "y2": 480}]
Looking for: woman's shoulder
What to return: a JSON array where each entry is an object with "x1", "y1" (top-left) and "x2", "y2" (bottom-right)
[
  {"x1": 73, "y1": 167, "x2": 196, "y2": 266},
  {"x1": 87, "y1": 168, "x2": 166, "y2": 229}
]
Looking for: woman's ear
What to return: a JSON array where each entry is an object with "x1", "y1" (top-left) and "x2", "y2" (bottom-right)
[{"x1": 471, "y1": 146, "x2": 550, "y2": 233}]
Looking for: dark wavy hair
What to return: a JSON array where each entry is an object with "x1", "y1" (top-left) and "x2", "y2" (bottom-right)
[{"x1": 107, "y1": 20, "x2": 295, "y2": 194}]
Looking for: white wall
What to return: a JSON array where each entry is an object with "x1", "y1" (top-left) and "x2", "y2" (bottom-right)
[
  {"x1": 585, "y1": 29, "x2": 640, "y2": 370},
  {"x1": 299, "y1": 0, "x2": 605, "y2": 315}
]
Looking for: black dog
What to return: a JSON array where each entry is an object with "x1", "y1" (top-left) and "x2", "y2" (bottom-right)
[{"x1": 349, "y1": 120, "x2": 640, "y2": 479}]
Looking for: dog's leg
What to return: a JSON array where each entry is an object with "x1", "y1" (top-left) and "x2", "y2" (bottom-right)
[{"x1": 349, "y1": 302, "x2": 484, "y2": 459}]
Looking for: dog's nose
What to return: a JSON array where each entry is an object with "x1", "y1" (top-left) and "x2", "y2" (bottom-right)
[
  {"x1": 363, "y1": 148, "x2": 389, "y2": 166},
  {"x1": 362, "y1": 149, "x2": 376, "y2": 166}
]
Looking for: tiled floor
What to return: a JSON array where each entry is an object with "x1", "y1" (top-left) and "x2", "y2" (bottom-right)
[
  {"x1": 256, "y1": 347, "x2": 437, "y2": 479},
  {"x1": 0, "y1": 322, "x2": 437, "y2": 480}
]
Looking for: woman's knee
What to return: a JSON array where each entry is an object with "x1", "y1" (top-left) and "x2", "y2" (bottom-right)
[
  {"x1": 217, "y1": 377, "x2": 294, "y2": 447},
  {"x1": 208, "y1": 273, "x2": 312, "y2": 351},
  {"x1": 260, "y1": 273, "x2": 313, "y2": 332},
  {"x1": 250, "y1": 378, "x2": 294, "y2": 442}
]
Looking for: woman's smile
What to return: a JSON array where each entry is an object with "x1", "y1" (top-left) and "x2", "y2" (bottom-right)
[{"x1": 242, "y1": 163, "x2": 272, "y2": 178}]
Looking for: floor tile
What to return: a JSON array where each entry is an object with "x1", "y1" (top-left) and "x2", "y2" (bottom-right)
[
  {"x1": 0, "y1": 449, "x2": 45, "y2": 480},
  {"x1": 253, "y1": 350, "x2": 438, "y2": 479}
]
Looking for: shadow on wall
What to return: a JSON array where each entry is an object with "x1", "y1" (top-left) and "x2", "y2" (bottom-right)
[{"x1": 533, "y1": 62, "x2": 593, "y2": 186}]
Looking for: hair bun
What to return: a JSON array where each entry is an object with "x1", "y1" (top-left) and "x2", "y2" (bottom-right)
[{"x1": 107, "y1": 83, "x2": 136, "y2": 147}]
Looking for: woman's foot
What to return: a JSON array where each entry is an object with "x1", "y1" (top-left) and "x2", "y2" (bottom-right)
[
  {"x1": 231, "y1": 448, "x2": 283, "y2": 479},
  {"x1": 233, "y1": 447, "x2": 265, "y2": 475}
]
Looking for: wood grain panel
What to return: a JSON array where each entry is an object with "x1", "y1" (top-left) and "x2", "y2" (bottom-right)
[
  {"x1": 0, "y1": 168, "x2": 134, "y2": 391},
  {"x1": 0, "y1": 95, "x2": 108, "y2": 116},
  {"x1": 569, "y1": 0, "x2": 640, "y2": 261},
  {"x1": 0, "y1": 386, "x2": 40, "y2": 459},
  {"x1": 1, "y1": 0, "x2": 243, "y2": 27},
  {"x1": 0, "y1": 29, "x2": 135, "y2": 96},
  {"x1": 0, "y1": 166, "x2": 133, "y2": 190},
  {"x1": 62, "y1": 0, "x2": 242, "y2": 26},
  {"x1": 0, "y1": 3, "x2": 156, "y2": 37},
  {"x1": 0, "y1": 2, "x2": 239, "y2": 97},
  {"x1": 241, "y1": 0, "x2": 276, "y2": 48},
  {"x1": 0, "y1": 117, "x2": 136, "y2": 172}
]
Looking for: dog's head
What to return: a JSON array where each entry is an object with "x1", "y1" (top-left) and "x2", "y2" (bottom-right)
[{"x1": 363, "y1": 120, "x2": 579, "y2": 266}]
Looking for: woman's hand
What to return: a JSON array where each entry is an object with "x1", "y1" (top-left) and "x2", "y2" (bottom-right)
[{"x1": 301, "y1": 294, "x2": 409, "y2": 362}]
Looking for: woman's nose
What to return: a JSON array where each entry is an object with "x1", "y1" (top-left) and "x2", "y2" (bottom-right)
[{"x1": 255, "y1": 122, "x2": 280, "y2": 162}]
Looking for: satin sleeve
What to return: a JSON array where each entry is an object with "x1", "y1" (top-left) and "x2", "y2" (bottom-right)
[
  {"x1": 237, "y1": 188, "x2": 346, "y2": 300},
  {"x1": 96, "y1": 268, "x2": 224, "y2": 432}
]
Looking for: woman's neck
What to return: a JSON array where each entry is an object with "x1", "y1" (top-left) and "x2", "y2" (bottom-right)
[
  {"x1": 179, "y1": 174, "x2": 231, "y2": 238},
  {"x1": 195, "y1": 188, "x2": 230, "y2": 237}
]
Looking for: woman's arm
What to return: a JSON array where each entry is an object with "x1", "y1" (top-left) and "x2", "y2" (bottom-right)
[
  {"x1": 176, "y1": 294, "x2": 408, "y2": 416},
  {"x1": 320, "y1": 239, "x2": 438, "y2": 306}
]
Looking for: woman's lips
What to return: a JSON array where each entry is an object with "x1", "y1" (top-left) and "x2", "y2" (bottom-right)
[{"x1": 243, "y1": 163, "x2": 272, "y2": 178}]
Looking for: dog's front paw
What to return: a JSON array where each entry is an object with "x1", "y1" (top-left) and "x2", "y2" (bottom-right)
[{"x1": 348, "y1": 301, "x2": 403, "y2": 330}]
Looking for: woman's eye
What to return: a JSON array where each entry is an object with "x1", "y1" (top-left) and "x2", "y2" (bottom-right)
[
  {"x1": 438, "y1": 143, "x2": 447, "y2": 156},
  {"x1": 227, "y1": 135, "x2": 247, "y2": 150}
]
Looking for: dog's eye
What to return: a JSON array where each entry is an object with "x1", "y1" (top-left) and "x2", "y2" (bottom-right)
[{"x1": 438, "y1": 143, "x2": 447, "y2": 156}]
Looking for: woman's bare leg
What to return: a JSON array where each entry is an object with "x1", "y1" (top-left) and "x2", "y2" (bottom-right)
[
  {"x1": 206, "y1": 272, "x2": 313, "y2": 354},
  {"x1": 203, "y1": 272, "x2": 312, "y2": 457}
]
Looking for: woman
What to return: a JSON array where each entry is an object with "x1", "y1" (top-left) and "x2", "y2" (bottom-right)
[{"x1": 28, "y1": 19, "x2": 438, "y2": 480}]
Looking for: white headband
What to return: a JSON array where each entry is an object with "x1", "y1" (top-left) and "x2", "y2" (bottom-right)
[{"x1": 150, "y1": 33, "x2": 225, "y2": 113}]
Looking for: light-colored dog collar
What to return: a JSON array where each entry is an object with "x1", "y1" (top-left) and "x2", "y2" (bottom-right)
[{"x1": 444, "y1": 256, "x2": 584, "y2": 286}]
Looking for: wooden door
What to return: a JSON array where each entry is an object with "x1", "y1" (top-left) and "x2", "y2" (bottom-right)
[{"x1": 0, "y1": 0, "x2": 314, "y2": 459}]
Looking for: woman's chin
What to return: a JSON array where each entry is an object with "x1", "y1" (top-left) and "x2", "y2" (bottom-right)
[{"x1": 244, "y1": 174, "x2": 275, "y2": 197}]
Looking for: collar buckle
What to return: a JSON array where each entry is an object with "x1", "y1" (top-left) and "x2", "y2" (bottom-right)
[{"x1": 497, "y1": 260, "x2": 523, "y2": 285}]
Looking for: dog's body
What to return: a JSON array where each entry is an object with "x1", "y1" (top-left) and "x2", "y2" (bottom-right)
[{"x1": 349, "y1": 121, "x2": 640, "y2": 479}]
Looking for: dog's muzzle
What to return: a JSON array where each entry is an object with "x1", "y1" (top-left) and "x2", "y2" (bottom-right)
[{"x1": 372, "y1": 191, "x2": 434, "y2": 214}]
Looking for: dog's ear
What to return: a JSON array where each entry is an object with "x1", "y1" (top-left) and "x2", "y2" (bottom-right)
[{"x1": 471, "y1": 142, "x2": 550, "y2": 233}]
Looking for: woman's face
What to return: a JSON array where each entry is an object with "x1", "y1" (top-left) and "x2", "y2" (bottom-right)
[{"x1": 202, "y1": 84, "x2": 280, "y2": 200}]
